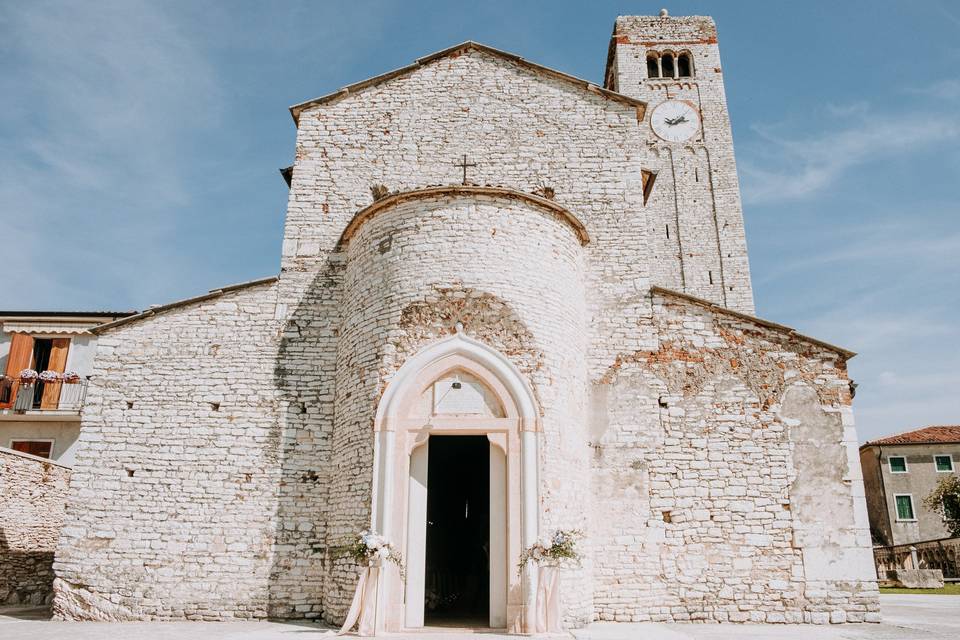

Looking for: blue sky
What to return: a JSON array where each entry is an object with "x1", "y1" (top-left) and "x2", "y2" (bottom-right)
[{"x1": 1, "y1": 1, "x2": 957, "y2": 441}]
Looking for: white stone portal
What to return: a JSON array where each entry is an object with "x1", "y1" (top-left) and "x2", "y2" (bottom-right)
[
  {"x1": 371, "y1": 331, "x2": 540, "y2": 632},
  {"x1": 404, "y1": 441, "x2": 428, "y2": 628}
]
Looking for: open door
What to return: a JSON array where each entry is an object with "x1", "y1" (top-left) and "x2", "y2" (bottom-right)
[
  {"x1": 405, "y1": 436, "x2": 507, "y2": 629},
  {"x1": 405, "y1": 441, "x2": 429, "y2": 628},
  {"x1": 40, "y1": 338, "x2": 70, "y2": 409},
  {"x1": 489, "y1": 441, "x2": 507, "y2": 628}
]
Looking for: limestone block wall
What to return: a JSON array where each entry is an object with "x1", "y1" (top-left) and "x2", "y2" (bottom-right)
[
  {"x1": 282, "y1": 47, "x2": 656, "y2": 382},
  {"x1": 0, "y1": 447, "x2": 70, "y2": 606},
  {"x1": 331, "y1": 191, "x2": 592, "y2": 623},
  {"x1": 52, "y1": 280, "x2": 287, "y2": 620},
  {"x1": 589, "y1": 290, "x2": 879, "y2": 623},
  {"x1": 280, "y1": 50, "x2": 655, "y2": 625}
]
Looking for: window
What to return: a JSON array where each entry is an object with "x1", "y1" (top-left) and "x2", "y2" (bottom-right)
[
  {"x1": 10, "y1": 440, "x2": 53, "y2": 459},
  {"x1": 645, "y1": 51, "x2": 694, "y2": 79},
  {"x1": 889, "y1": 456, "x2": 908, "y2": 473},
  {"x1": 935, "y1": 455, "x2": 954, "y2": 472},
  {"x1": 894, "y1": 494, "x2": 916, "y2": 521},
  {"x1": 661, "y1": 53, "x2": 675, "y2": 79},
  {"x1": 647, "y1": 53, "x2": 660, "y2": 78}
]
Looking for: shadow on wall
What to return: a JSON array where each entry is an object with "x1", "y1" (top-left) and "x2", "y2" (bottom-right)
[
  {"x1": 267, "y1": 258, "x2": 344, "y2": 622},
  {"x1": 0, "y1": 524, "x2": 56, "y2": 607},
  {"x1": 266, "y1": 255, "x2": 543, "y2": 626}
]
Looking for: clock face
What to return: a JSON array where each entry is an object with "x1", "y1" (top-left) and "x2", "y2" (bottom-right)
[{"x1": 650, "y1": 100, "x2": 701, "y2": 143}]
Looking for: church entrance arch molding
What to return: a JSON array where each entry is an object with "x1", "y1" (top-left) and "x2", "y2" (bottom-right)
[{"x1": 371, "y1": 327, "x2": 541, "y2": 632}]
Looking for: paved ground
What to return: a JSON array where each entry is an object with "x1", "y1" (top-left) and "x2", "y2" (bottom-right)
[{"x1": 1, "y1": 595, "x2": 957, "y2": 639}]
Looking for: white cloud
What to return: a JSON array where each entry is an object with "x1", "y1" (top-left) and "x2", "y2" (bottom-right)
[
  {"x1": 740, "y1": 112, "x2": 960, "y2": 204},
  {"x1": 906, "y1": 78, "x2": 960, "y2": 101},
  {"x1": 754, "y1": 220, "x2": 960, "y2": 287},
  {"x1": 877, "y1": 371, "x2": 898, "y2": 387}
]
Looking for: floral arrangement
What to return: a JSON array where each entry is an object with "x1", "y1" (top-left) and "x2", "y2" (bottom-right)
[
  {"x1": 518, "y1": 528, "x2": 583, "y2": 572},
  {"x1": 38, "y1": 370, "x2": 61, "y2": 383},
  {"x1": 19, "y1": 369, "x2": 38, "y2": 384},
  {"x1": 343, "y1": 530, "x2": 405, "y2": 578},
  {"x1": 62, "y1": 371, "x2": 81, "y2": 384}
]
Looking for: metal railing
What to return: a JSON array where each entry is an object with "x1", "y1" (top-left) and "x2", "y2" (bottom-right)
[{"x1": 0, "y1": 378, "x2": 88, "y2": 413}]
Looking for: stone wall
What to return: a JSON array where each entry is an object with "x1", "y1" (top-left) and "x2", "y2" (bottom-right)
[
  {"x1": 281, "y1": 46, "x2": 650, "y2": 626},
  {"x1": 589, "y1": 290, "x2": 879, "y2": 623},
  {"x1": 334, "y1": 191, "x2": 591, "y2": 623},
  {"x1": 53, "y1": 280, "x2": 285, "y2": 620},
  {"x1": 0, "y1": 446, "x2": 71, "y2": 606}
]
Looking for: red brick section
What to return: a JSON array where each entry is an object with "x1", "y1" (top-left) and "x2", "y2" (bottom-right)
[{"x1": 865, "y1": 426, "x2": 960, "y2": 446}]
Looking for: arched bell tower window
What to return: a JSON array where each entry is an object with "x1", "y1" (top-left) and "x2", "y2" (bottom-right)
[
  {"x1": 661, "y1": 52, "x2": 675, "y2": 79},
  {"x1": 647, "y1": 53, "x2": 660, "y2": 78},
  {"x1": 645, "y1": 50, "x2": 695, "y2": 79}
]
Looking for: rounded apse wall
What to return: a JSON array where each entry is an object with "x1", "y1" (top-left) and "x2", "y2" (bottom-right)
[{"x1": 326, "y1": 190, "x2": 592, "y2": 620}]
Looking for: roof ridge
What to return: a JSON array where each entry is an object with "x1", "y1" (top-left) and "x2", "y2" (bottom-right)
[
  {"x1": 91, "y1": 275, "x2": 279, "y2": 335},
  {"x1": 289, "y1": 40, "x2": 647, "y2": 124},
  {"x1": 650, "y1": 286, "x2": 855, "y2": 359}
]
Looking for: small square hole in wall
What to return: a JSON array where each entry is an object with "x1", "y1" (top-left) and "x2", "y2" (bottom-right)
[
  {"x1": 210, "y1": 402, "x2": 221, "y2": 411},
  {"x1": 662, "y1": 511, "x2": 672, "y2": 523},
  {"x1": 126, "y1": 401, "x2": 134, "y2": 410},
  {"x1": 126, "y1": 469, "x2": 135, "y2": 478}
]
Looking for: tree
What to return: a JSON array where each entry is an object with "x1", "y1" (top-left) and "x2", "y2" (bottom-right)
[{"x1": 923, "y1": 475, "x2": 960, "y2": 538}]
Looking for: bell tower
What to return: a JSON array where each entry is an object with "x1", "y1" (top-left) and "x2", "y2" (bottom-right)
[{"x1": 606, "y1": 11, "x2": 755, "y2": 314}]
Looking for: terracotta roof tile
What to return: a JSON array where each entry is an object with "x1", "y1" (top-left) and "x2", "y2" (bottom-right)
[{"x1": 864, "y1": 426, "x2": 960, "y2": 446}]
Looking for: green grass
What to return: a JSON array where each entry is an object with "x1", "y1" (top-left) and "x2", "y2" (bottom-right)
[{"x1": 880, "y1": 583, "x2": 960, "y2": 595}]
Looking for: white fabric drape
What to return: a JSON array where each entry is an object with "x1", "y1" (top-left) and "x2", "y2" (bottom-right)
[
  {"x1": 338, "y1": 565, "x2": 380, "y2": 636},
  {"x1": 533, "y1": 565, "x2": 563, "y2": 634}
]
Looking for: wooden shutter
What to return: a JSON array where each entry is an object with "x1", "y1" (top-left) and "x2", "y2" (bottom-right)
[
  {"x1": 1, "y1": 333, "x2": 34, "y2": 409},
  {"x1": 40, "y1": 338, "x2": 70, "y2": 409}
]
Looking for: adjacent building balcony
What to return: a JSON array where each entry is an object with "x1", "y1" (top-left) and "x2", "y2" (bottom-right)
[{"x1": 0, "y1": 378, "x2": 88, "y2": 418}]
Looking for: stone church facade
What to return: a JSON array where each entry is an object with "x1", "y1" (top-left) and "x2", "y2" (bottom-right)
[{"x1": 52, "y1": 14, "x2": 879, "y2": 629}]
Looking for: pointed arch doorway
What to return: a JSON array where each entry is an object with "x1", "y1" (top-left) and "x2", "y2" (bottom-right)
[{"x1": 371, "y1": 329, "x2": 540, "y2": 632}]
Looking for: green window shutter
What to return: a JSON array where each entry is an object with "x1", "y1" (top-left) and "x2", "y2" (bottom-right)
[
  {"x1": 935, "y1": 455, "x2": 953, "y2": 472},
  {"x1": 896, "y1": 495, "x2": 914, "y2": 520},
  {"x1": 889, "y1": 457, "x2": 907, "y2": 473}
]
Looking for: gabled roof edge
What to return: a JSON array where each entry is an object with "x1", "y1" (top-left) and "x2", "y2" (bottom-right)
[
  {"x1": 860, "y1": 425, "x2": 960, "y2": 448},
  {"x1": 651, "y1": 286, "x2": 856, "y2": 360},
  {"x1": 91, "y1": 276, "x2": 279, "y2": 335},
  {"x1": 289, "y1": 41, "x2": 647, "y2": 124}
]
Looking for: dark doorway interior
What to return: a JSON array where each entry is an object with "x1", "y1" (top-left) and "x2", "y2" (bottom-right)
[
  {"x1": 31, "y1": 339, "x2": 53, "y2": 409},
  {"x1": 424, "y1": 435, "x2": 490, "y2": 626}
]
